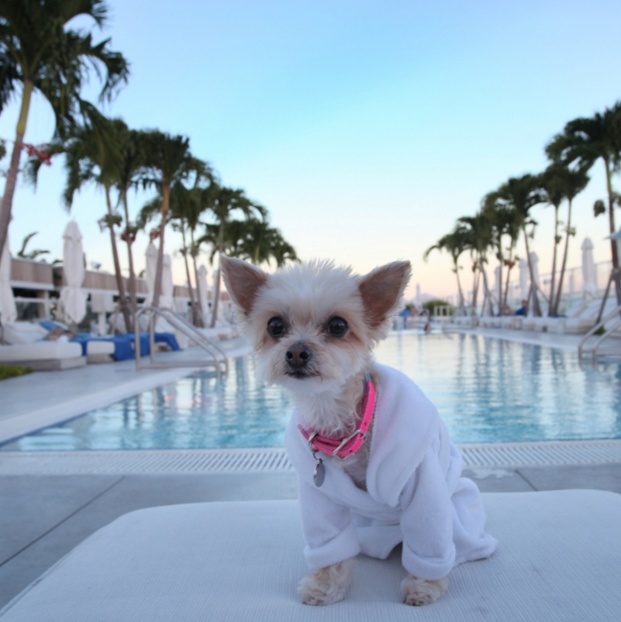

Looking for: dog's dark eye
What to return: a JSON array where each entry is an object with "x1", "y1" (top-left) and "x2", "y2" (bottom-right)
[
  {"x1": 327, "y1": 316, "x2": 348, "y2": 337},
  {"x1": 267, "y1": 316, "x2": 286, "y2": 338}
]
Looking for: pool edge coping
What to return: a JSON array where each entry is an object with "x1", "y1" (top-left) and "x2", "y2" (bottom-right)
[{"x1": 1, "y1": 439, "x2": 620, "y2": 473}]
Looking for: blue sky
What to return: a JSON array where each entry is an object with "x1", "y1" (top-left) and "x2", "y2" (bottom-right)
[{"x1": 2, "y1": 0, "x2": 621, "y2": 299}]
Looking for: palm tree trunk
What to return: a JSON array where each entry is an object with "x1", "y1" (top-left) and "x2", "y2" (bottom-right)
[
  {"x1": 471, "y1": 258, "x2": 480, "y2": 316},
  {"x1": 453, "y1": 261, "x2": 465, "y2": 310},
  {"x1": 522, "y1": 224, "x2": 541, "y2": 316},
  {"x1": 121, "y1": 189, "x2": 138, "y2": 313},
  {"x1": 503, "y1": 263, "x2": 512, "y2": 311},
  {"x1": 105, "y1": 186, "x2": 132, "y2": 332},
  {"x1": 496, "y1": 243, "x2": 503, "y2": 314},
  {"x1": 210, "y1": 222, "x2": 225, "y2": 327},
  {"x1": 548, "y1": 204, "x2": 560, "y2": 316},
  {"x1": 553, "y1": 198, "x2": 574, "y2": 315},
  {"x1": 0, "y1": 79, "x2": 34, "y2": 259},
  {"x1": 480, "y1": 263, "x2": 493, "y2": 317},
  {"x1": 210, "y1": 253, "x2": 222, "y2": 327},
  {"x1": 190, "y1": 229, "x2": 204, "y2": 327},
  {"x1": 179, "y1": 224, "x2": 198, "y2": 325},
  {"x1": 604, "y1": 159, "x2": 621, "y2": 304},
  {"x1": 153, "y1": 184, "x2": 170, "y2": 308}
]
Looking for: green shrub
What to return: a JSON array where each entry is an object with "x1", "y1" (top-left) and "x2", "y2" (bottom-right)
[
  {"x1": 0, "y1": 365, "x2": 34, "y2": 381},
  {"x1": 422, "y1": 299, "x2": 455, "y2": 316}
]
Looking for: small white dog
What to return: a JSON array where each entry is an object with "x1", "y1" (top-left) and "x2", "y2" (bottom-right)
[{"x1": 221, "y1": 256, "x2": 497, "y2": 606}]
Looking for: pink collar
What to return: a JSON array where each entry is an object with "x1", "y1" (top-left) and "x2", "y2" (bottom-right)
[{"x1": 298, "y1": 374, "x2": 376, "y2": 458}]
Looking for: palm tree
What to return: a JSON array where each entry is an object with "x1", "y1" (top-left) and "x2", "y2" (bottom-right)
[
  {"x1": 457, "y1": 214, "x2": 494, "y2": 316},
  {"x1": 219, "y1": 217, "x2": 298, "y2": 267},
  {"x1": 201, "y1": 185, "x2": 266, "y2": 326},
  {"x1": 546, "y1": 103, "x2": 621, "y2": 302},
  {"x1": 112, "y1": 123, "x2": 148, "y2": 315},
  {"x1": 140, "y1": 131, "x2": 196, "y2": 307},
  {"x1": 539, "y1": 162, "x2": 590, "y2": 315},
  {"x1": 481, "y1": 195, "x2": 521, "y2": 312},
  {"x1": 423, "y1": 228, "x2": 468, "y2": 311},
  {"x1": 552, "y1": 168, "x2": 590, "y2": 315},
  {"x1": 27, "y1": 118, "x2": 135, "y2": 331},
  {"x1": 141, "y1": 165, "x2": 214, "y2": 325},
  {"x1": 0, "y1": 0, "x2": 129, "y2": 260},
  {"x1": 488, "y1": 175, "x2": 547, "y2": 316},
  {"x1": 16, "y1": 231, "x2": 49, "y2": 260}
]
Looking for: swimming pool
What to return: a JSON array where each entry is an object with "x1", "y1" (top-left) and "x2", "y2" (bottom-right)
[{"x1": 2, "y1": 332, "x2": 621, "y2": 451}]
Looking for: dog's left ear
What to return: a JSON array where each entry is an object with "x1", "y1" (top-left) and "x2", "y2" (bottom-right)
[
  {"x1": 358, "y1": 261, "x2": 411, "y2": 329},
  {"x1": 221, "y1": 255, "x2": 268, "y2": 316}
]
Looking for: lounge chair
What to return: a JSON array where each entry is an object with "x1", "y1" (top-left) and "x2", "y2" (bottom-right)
[
  {"x1": 1, "y1": 489, "x2": 619, "y2": 621},
  {"x1": 0, "y1": 321, "x2": 48, "y2": 344},
  {"x1": 564, "y1": 299, "x2": 617, "y2": 335},
  {"x1": 0, "y1": 341, "x2": 84, "y2": 370}
]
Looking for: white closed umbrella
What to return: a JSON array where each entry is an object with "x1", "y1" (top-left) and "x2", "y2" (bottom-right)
[
  {"x1": 519, "y1": 258, "x2": 529, "y2": 302},
  {"x1": 144, "y1": 242, "x2": 158, "y2": 306},
  {"x1": 0, "y1": 235, "x2": 17, "y2": 325},
  {"x1": 414, "y1": 283, "x2": 422, "y2": 312},
  {"x1": 581, "y1": 237, "x2": 597, "y2": 301},
  {"x1": 60, "y1": 221, "x2": 87, "y2": 324},
  {"x1": 160, "y1": 254, "x2": 174, "y2": 309},
  {"x1": 197, "y1": 264, "x2": 209, "y2": 324}
]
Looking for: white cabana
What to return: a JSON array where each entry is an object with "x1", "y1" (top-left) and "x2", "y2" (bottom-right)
[
  {"x1": 197, "y1": 265, "x2": 209, "y2": 324},
  {"x1": 144, "y1": 242, "x2": 158, "y2": 306},
  {"x1": 0, "y1": 235, "x2": 16, "y2": 325},
  {"x1": 581, "y1": 237, "x2": 597, "y2": 301},
  {"x1": 518, "y1": 258, "x2": 529, "y2": 302},
  {"x1": 60, "y1": 221, "x2": 87, "y2": 325}
]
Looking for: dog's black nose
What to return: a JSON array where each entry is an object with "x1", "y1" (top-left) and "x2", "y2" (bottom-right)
[{"x1": 286, "y1": 343, "x2": 312, "y2": 368}]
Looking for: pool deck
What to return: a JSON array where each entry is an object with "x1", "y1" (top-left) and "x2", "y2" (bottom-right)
[
  {"x1": 1, "y1": 329, "x2": 620, "y2": 607},
  {"x1": 443, "y1": 323, "x2": 621, "y2": 356}
]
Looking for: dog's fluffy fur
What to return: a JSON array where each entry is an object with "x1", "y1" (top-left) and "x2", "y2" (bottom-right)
[{"x1": 221, "y1": 256, "x2": 448, "y2": 606}]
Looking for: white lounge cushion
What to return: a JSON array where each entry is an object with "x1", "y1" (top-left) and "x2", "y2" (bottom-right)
[
  {"x1": 0, "y1": 342, "x2": 82, "y2": 362},
  {"x1": 85, "y1": 341, "x2": 115, "y2": 355},
  {"x1": 1, "y1": 491, "x2": 620, "y2": 622},
  {"x1": 0, "y1": 322, "x2": 47, "y2": 345}
]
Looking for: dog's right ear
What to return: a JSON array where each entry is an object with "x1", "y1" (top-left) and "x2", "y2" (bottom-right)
[{"x1": 220, "y1": 256, "x2": 268, "y2": 316}]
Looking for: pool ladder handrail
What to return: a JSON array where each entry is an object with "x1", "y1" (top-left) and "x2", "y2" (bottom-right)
[
  {"x1": 577, "y1": 302, "x2": 621, "y2": 363},
  {"x1": 134, "y1": 306, "x2": 229, "y2": 379}
]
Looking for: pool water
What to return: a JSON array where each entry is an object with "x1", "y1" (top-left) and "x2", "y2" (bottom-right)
[{"x1": 3, "y1": 332, "x2": 621, "y2": 451}]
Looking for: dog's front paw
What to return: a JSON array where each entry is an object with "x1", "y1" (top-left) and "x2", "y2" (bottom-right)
[
  {"x1": 298, "y1": 560, "x2": 353, "y2": 605},
  {"x1": 401, "y1": 574, "x2": 448, "y2": 606}
]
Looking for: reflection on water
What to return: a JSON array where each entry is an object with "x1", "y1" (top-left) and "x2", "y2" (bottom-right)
[
  {"x1": 3, "y1": 333, "x2": 621, "y2": 451},
  {"x1": 381, "y1": 332, "x2": 621, "y2": 443},
  {"x1": 3, "y1": 355, "x2": 291, "y2": 451}
]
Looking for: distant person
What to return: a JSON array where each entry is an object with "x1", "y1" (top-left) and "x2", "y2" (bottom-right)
[
  {"x1": 424, "y1": 322, "x2": 432, "y2": 333},
  {"x1": 515, "y1": 300, "x2": 528, "y2": 316}
]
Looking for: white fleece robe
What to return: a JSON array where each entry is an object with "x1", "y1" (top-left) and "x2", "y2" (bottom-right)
[{"x1": 285, "y1": 363, "x2": 498, "y2": 580}]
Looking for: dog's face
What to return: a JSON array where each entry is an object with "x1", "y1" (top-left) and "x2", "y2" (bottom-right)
[{"x1": 221, "y1": 258, "x2": 411, "y2": 393}]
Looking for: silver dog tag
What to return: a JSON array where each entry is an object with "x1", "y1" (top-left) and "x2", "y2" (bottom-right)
[{"x1": 313, "y1": 459, "x2": 325, "y2": 487}]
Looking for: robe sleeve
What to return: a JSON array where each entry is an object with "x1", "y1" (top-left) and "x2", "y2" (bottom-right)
[
  {"x1": 398, "y1": 451, "x2": 456, "y2": 580},
  {"x1": 297, "y1": 477, "x2": 361, "y2": 571}
]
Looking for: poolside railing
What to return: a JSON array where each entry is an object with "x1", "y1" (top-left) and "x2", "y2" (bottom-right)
[
  {"x1": 134, "y1": 306, "x2": 229, "y2": 379},
  {"x1": 578, "y1": 302, "x2": 621, "y2": 363}
]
